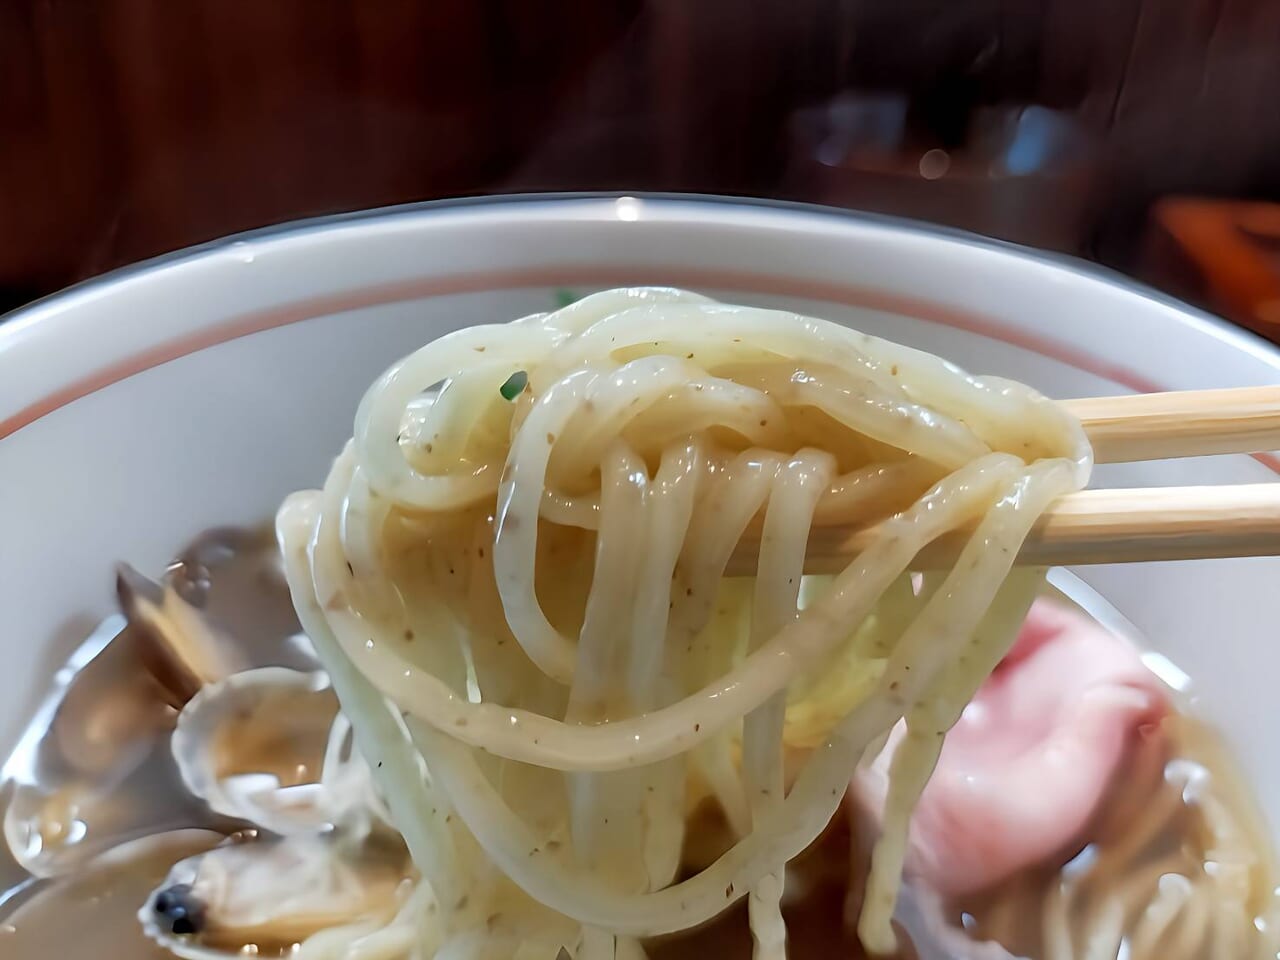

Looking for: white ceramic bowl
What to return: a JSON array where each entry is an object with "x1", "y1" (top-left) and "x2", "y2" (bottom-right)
[{"x1": 2, "y1": 195, "x2": 1278, "y2": 833}]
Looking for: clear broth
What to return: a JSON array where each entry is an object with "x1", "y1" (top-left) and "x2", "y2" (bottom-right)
[{"x1": 0, "y1": 536, "x2": 1274, "y2": 959}]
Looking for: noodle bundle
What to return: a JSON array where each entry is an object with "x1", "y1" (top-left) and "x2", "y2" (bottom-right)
[{"x1": 275, "y1": 288, "x2": 1091, "y2": 959}]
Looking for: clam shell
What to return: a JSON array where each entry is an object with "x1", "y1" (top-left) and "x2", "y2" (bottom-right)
[
  {"x1": 139, "y1": 833, "x2": 410, "y2": 958},
  {"x1": 2, "y1": 618, "x2": 214, "y2": 878},
  {"x1": 4, "y1": 525, "x2": 320, "y2": 879},
  {"x1": 0, "y1": 830, "x2": 222, "y2": 959},
  {"x1": 172, "y1": 668, "x2": 342, "y2": 836}
]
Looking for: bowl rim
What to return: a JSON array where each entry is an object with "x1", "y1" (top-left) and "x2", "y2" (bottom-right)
[
  {"x1": 4, "y1": 192, "x2": 1280, "y2": 448},
  {"x1": 4, "y1": 191, "x2": 1276, "y2": 358}
]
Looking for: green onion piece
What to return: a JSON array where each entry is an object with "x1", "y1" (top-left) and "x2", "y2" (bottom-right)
[
  {"x1": 500, "y1": 371, "x2": 528, "y2": 401},
  {"x1": 554, "y1": 288, "x2": 578, "y2": 308}
]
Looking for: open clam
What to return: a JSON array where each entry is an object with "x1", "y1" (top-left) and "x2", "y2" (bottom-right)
[
  {"x1": 171, "y1": 666, "x2": 389, "y2": 838},
  {"x1": 2, "y1": 527, "x2": 320, "y2": 879},
  {"x1": 139, "y1": 832, "x2": 412, "y2": 959},
  {"x1": 173, "y1": 668, "x2": 337, "y2": 837},
  {"x1": 2, "y1": 617, "x2": 206, "y2": 878},
  {"x1": 138, "y1": 656, "x2": 409, "y2": 958}
]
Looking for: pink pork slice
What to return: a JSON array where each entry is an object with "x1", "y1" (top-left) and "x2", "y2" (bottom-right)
[{"x1": 857, "y1": 597, "x2": 1169, "y2": 897}]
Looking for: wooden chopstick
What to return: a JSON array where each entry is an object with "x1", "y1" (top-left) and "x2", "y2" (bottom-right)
[
  {"x1": 727, "y1": 484, "x2": 1280, "y2": 575},
  {"x1": 723, "y1": 385, "x2": 1280, "y2": 573},
  {"x1": 1068, "y1": 386, "x2": 1280, "y2": 463}
]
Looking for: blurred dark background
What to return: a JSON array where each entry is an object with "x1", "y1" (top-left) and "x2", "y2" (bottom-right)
[{"x1": 4, "y1": 0, "x2": 1280, "y2": 338}]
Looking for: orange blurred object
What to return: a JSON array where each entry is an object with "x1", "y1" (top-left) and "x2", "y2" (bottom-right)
[{"x1": 1147, "y1": 198, "x2": 1280, "y2": 344}]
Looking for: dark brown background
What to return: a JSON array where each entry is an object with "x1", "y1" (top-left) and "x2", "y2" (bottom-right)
[{"x1": 3, "y1": 0, "x2": 1280, "y2": 317}]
